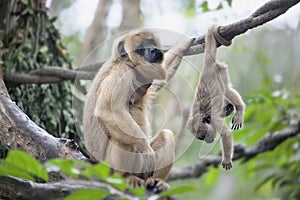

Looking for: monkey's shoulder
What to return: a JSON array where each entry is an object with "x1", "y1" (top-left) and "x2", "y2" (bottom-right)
[{"x1": 95, "y1": 59, "x2": 135, "y2": 81}]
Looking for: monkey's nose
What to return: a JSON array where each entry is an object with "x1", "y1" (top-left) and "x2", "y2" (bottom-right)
[{"x1": 150, "y1": 48, "x2": 163, "y2": 63}]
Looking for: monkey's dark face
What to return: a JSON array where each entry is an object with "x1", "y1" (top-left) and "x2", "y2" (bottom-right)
[
  {"x1": 196, "y1": 130, "x2": 215, "y2": 143},
  {"x1": 189, "y1": 114, "x2": 216, "y2": 143},
  {"x1": 194, "y1": 128, "x2": 215, "y2": 143},
  {"x1": 115, "y1": 30, "x2": 166, "y2": 81},
  {"x1": 135, "y1": 39, "x2": 164, "y2": 64},
  {"x1": 117, "y1": 30, "x2": 164, "y2": 64}
]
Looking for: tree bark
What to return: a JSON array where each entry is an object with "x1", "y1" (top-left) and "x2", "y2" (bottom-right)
[{"x1": 0, "y1": 176, "x2": 136, "y2": 200}]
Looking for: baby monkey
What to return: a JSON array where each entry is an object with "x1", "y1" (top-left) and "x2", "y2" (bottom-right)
[{"x1": 187, "y1": 25, "x2": 245, "y2": 170}]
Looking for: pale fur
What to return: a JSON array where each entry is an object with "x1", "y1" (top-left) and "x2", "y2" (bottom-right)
[
  {"x1": 83, "y1": 30, "x2": 195, "y2": 189},
  {"x1": 187, "y1": 25, "x2": 245, "y2": 170}
]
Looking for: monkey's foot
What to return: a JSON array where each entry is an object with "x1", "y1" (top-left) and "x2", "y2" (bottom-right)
[
  {"x1": 127, "y1": 176, "x2": 145, "y2": 188},
  {"x1": 146, "y1": 178, "x2": 170, "y2": 194},
  {"x1": 221, "y1": 160, "x2": 233, "y2": 170},
  {"x1": 231, "y1": 110, "x2": 244, "y2": 130}
]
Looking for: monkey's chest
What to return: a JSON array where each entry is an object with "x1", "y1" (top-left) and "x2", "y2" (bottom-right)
[
  {"x1": 129, "y1": 83, "x2": 151, "y2": 105},
  {"x1": 129, "y1": 104, "x2": 149, "y2": 135}
]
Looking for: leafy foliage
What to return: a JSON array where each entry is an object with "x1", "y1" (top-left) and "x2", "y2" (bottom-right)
[
  {"x1": 1, "y1": 1, "x2": 77, "y2": 143},
  {"x1": 238, "y1": 89, "x2": 300, "y2": 199}
]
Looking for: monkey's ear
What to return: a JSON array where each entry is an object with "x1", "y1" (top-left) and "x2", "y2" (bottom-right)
[{"x1": 118, "y1": 41, "x2": 127, "y2": 57}]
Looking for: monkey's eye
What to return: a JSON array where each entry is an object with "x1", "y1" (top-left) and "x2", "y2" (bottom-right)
[
  {"x1": 135, "y1": 48, "x2": 144, "y2": 56},
  {"x1": 202, "y1": 115, "x2": 211, "y2": 124}
]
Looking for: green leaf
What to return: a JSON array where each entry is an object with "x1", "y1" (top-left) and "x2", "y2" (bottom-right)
[
  {"x1": 128, "y1": 185, "x2": 145, "y2": 197},
  {"x1": 226, "y1": 0, "x2": 233, "y2": 7},
  {"x1": 200, "y1": 1, "x2": 209, "y2": 12},
  {"x1": 255, "y1": 175, "x2": 275, "y2": 191},
  {"x1": 65, "y1": 189, "x2": 110, "y2": 200},
  {"x1": 159, "y1": 185, "x2": 195, "y2": 198},
  {"x1": 184, "y1": 1, "x2": 196, "y2": 18},
  {"x1": 92, "y1": 162, "x2": 110, "y2": 180},
  {"x1": 105, "y1": 174, "x2": 126, "y2": 191},
  {"x1": 45, "y1": 159, "x2": 79, "y2": 178},
  {"x1": 205, "y1": 168, "x2": 219, "y2": 186},
  {"x1": 3, "y1": 150, "x2": 48, "y2": 181},
  {"x1": 0, "y1": 161, "x2": 35, "y2": 181}
]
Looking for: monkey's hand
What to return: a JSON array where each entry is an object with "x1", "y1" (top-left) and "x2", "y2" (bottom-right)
[
  {"x1": 177, "y1": 37, "x2": 197, "y2": 55},
  {"x1": 146, "y1": 178, "x2": 170, "y2": 194},
  {"x1": 231, "y1": 110, "x2": 244, "y2": 130},
  {"x1": 136, "y1": 140, "x2": 155, "y2": 178},
  {"x1": 221, "y1": 159, "x2": 233, "y2": 170}
]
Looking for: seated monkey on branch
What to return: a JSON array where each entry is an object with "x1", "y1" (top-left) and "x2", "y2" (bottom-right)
[
  {"x1": 83, "y1": 29, "x2": 195, "y2": 192},
  {"x1": 187, "y1": 25, "x2": 245, "y2": 170}
]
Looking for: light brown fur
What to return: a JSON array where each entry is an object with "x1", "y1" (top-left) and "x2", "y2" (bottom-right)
[
  {"x1": 187, "y1": 25, "x2": 245, "y2": 170},
  {"x1": 83, "y1": 29, "x2": 195, "y2": 191}
]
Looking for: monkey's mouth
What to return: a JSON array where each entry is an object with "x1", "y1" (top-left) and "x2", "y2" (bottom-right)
[
  {"x1": 204, "y1": 135, "x2": 214, "y2": 143},
  {"x1": 197, "y1": 133, "x2": 214, "y2": 143}
]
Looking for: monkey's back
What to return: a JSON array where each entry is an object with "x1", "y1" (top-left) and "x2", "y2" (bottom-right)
[
  {"x1": 196, "y1": 67, "x2": 224, "y2": 117},
  {"x1": 82, "y1": 62, "x2": 113, "y2": 162}
]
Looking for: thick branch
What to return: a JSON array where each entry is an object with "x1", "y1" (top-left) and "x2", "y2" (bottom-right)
[
  {"x1": 3, "y1": 0, "x2": 299, "y2": 85},
  {"x1": 0, "y1": 176, "x2": 136, "y2": 200},
  {"x1": 184, "y1": 0, "x2": 300, "y2": 55},
  {"x1": 4, "y1": 66, "x2": 96, "y2": 86},
  {"x1": 0, "y1": 90, "x2": 87, "y2": 162},
  {"x1": 168, "y1": 121, "x2": 300, "y2": 181}
]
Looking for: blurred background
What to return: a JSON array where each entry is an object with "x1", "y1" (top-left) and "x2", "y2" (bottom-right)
[{"x1": 1, "y1": 0, "x2": 300, "y2": 199}]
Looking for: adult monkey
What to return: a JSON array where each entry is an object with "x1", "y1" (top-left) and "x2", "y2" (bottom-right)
[{"x1": 83, "y1": 29, "x2": 195, "y2": 192}]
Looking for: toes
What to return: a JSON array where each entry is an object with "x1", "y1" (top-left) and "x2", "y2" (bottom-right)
[
  {"x1": 221, "y1": 161, "x2": 233, "y2": 170},
  {"x1": 146, "y1": 178, "x2": 159, "y2": 190},
  {"x1": 190, "y1": 37, "x2": 198, "y2": 46},
  {"x1": 127, "y1": 176, "x2": 144, "y2": 188},
  {"x1": 146, "y1": 178, "x2": 170, "y2": 194}
]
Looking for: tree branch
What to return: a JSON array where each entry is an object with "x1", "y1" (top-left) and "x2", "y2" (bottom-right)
[
  {"x1": 0, "y1": 87, "x2": 87, "y2": 162},
  {"x1": 3, "y1": 0, "x2": 299, "y2": 86},
  {"x1": 0, "y1": 176, "x2": 137, "y2": 200},
  {"x1": 184, "y1": 0, "x2": 300, "y2": 55},
  {"x1": 167, "y1": 120, "x2": 300, "y2": 181}
]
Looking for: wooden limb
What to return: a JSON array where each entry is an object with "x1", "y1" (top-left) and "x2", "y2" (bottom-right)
[
  {"x1": 0, "y1": 89, "x2": 87, "y2": 162},
  {"x1": 184, "y1": 0, "x2": 300, "y2": 55},
  {"x1": 0, "y1": 176, "x2": 136, "y2": 200},
  {"x1": 168, "y1": 120, "x2": 300, "y2": 181}
]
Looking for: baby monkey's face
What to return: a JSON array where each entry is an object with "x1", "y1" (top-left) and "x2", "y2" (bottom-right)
[
  {"x1": 188, "y1": 113, "x2": 216, "y2": 143},
  {"x1": 193, "y1": 124, "x2": 216, "y2": 143}
]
